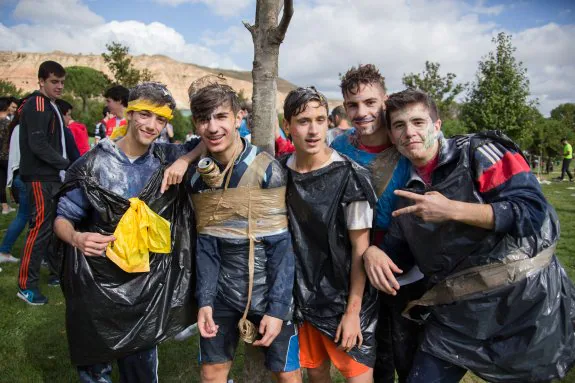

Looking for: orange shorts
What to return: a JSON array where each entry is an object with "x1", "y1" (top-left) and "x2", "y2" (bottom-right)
[{"x1": 298, "y1": 321, "x2": 370, "y2": 379}]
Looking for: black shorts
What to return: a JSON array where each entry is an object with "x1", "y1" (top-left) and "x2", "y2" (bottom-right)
[{"x1": 198, "y1": 309, "x2": 300, "y2": 372}]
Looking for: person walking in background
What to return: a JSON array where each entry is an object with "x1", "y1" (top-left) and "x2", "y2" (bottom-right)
[
  {"x1": 559, "y1": 137, "x2": 573, "y2": 182},
  {"x1": 0, "y1": 99, "x2": 29, "y2": 265},
  {"x1": 17, "y1": 60, "x2": 69, "y2": 305},
  {"x1": 57, "y1": 99, "x2": 90, "y2": 155},
  {"x1": 0, "y1": 97, "x2": 15, "y2": 215}
]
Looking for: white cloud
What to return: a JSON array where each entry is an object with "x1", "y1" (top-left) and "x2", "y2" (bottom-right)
[
  {"x1": 2, "y1": 0, "x2": 573, "y2": 116},
  {"x1": 223, "y1": 0, "x2": 570, "y2": 115},
  {"x1": 0, "y1": 6, "x2": 240, "y2": 69},
  {"x1": 13, "y1": 0, "x2": 104, "y2": 26},
  {"x1": 471, "y1": 0, "x2": 505, "y2": 16},
  {"x1": 153, "y1": 0, "x2": 252, "y2": 17}
]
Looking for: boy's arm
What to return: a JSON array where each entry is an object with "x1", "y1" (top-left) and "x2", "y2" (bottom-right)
[
  {"x1": 262, "y1": 232, "x2": 294, "y2": 320},
  {"x1": 160, "y1": 139, "x2": 205, "y2": 193},
  {"x1": 54, "y1": 187, "x2": 115, "y2": 256},
  {"x1": 253, "y1": 232, "x2": 294, "y2": 347},
  {"x1": 336, "y1": 228, "x2": 369, "y2": 352},
  {"x1": 196, "y1": 235, "x2": 222, "y2": 338}
]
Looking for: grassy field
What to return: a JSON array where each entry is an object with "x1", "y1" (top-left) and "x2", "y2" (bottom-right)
[{"x1": 0, "y1": 173, "x2": 574, "y2": 382}]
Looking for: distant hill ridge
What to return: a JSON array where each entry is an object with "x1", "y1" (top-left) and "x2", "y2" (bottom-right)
[{"x1": 0, "y1": 50, "x2": 305, "y2": 110}]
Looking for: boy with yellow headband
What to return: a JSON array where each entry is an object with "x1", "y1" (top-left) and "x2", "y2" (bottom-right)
[{"x1": 54, "y1": 82, "x2": 201, "y2": 382}]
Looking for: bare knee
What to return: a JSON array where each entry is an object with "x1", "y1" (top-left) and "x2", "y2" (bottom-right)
[
  {"x1": 201, "y1": 362, "x2": 232, "y2": 383},
  {"x1": 347, "y1": 367, "x2": 373, "y2": 383},
  {"x1": 274, "y1": 369, "x2": 303, "y2": 383},
  {"x1": 307, "y1": 360, "x2": 332, "y2": 383}
]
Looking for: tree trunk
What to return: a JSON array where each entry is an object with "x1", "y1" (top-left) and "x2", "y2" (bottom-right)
[
  {"x1": 242, "y1": 1, "x2": 293, "y2": 382},
  {"x1": 245, "y1": 0, "x2": 293, "y2": 155}
]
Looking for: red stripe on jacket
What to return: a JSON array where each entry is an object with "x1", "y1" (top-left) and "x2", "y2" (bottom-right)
[{"x1": 477, "y1": 152, "x2": 531, "y2": 193}]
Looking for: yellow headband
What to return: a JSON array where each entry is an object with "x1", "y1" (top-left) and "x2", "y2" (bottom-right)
[{"x1": 125, "y1": 99, "x2": 174, "y2": 121}]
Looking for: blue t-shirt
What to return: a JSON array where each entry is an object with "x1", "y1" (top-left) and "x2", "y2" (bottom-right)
[{"x1": 331, "y1": 130, "x2": 411, "y2": 231}]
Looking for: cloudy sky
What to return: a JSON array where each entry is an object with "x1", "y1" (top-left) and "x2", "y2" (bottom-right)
[{"x1": 0, "y1": 0, "x2": 573, "y2": 115}]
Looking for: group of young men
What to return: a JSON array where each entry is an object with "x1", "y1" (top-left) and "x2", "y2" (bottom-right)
[{"x1": 14, "y1": 59, "x2": 575, "y2": 383}]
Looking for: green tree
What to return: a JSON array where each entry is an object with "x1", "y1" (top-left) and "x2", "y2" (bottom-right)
[
  {"x1": 171, "y1": 109, "x2": 192, "y2": 141},
  {"x1": 61, "y1": 94, "x2": 105, "y2": 136},
  {"x1": 402, "y1": 61, "x2": 466, "y2": 120},
  {"x1": 0, "y1": 79, "x2": 24, "y2": 98},
  {"x1": 550, "y1": 103, "x2": 575, "y2": 131},
  {"x1": 461, "y1": 32, "x2": 537, "y2": 147},
  {"x1": 64, "y1": 66, "x2": 110, "y2": 113},
  {"x1": 441, "y1": 119, "x2": 468, "y2": 138},
  {"x1": 102, "y1": 42, "x2": 153, "y2": 88}
]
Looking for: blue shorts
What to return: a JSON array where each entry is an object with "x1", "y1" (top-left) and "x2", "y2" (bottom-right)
[{"x1": 198, "y1": 310, "x2": 300, "y2": 372}]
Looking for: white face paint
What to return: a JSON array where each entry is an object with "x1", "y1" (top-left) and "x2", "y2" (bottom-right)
[{"x1": 388, "y1": 103, "x2": 441, "y2": 167}]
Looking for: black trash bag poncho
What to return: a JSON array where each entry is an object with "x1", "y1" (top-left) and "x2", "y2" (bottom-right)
[
  {"x1": 397, "y1": 132, "x2": 575, "y2": 382},
  {"x1": 282, "y1": 154, "x2": 379, "y2": 367},
  {"x1": 57, "y1": 148, "x2": 196, "y2": 366}
]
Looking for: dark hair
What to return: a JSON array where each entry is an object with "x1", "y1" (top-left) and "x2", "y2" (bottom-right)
[
  {"x1": 102, "y1": 106, "x2": 109, "y2": 117},
  {"x1": 189, "y1": 83, "x2": 240, "y2": 122},
  {"x1": 340, "y1": 64, "x2": 386, "y2": 97},
  {"x1": 385, "y1": 89, "x2": 439, "y2": 129},
  {"x1": 8, "y1": 96, "x2": 28, "y2": 139},
  {"x1": 331, "y1": 105, "x2": 347, "y2": 125},
  {"x1": 56, "y1": 99, "x2": 73, "y2": 115},
  {"x1": 38, "y1": 61, "x2": 66, "y2": 80},
  {"x1": 283, "y1": 86, "x2": 329, "y2": 123},
  {"x1": 7, "y1": 96, "x2": 18, "y2": 106},
  {"x1": 129, "y1": 82, "x2": 176, "y2": 110},
  {"x1": 104, "y1": 85, "x2": 130, "y2": 107},
  {"x1": 0, "y1": 97, "x2": 9, "y2": 112}
]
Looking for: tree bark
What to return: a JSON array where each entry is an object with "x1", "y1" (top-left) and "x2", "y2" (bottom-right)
[
  {"x1": 245, "y1": 0, "x2": 293, "y2": 155},
  {"x1": 242, "y1": 1, "x2": 293, "y2": 382}
]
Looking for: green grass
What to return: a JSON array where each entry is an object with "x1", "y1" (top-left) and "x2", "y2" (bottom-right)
[{"x1": 0, "y1": 174, "x2": 574, "y2": 382}]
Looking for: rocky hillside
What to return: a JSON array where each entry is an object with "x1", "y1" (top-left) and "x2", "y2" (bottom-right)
[{"x1": 0, "y1": 50, "x2": 309, "y2": 110}]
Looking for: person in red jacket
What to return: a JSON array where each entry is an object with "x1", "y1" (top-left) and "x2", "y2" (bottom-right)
[{"x1": 57, "y1": 99, "x2": 90, "y2": 156}]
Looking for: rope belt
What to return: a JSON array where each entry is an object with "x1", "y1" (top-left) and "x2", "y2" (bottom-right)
[
  {"x1": 403, "y1": 245, "x2": 556, "y2": 322},
  {"x1": 191, "y1": 146, "x2": 288, "y2": 343}
]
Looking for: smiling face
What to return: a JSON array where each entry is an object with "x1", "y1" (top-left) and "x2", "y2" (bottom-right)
[
  {"x1": 39, "y1": 73, "x2": 65, "y2": 100},
  {"x1": 194, "y1": 103, "x2": 241, "y2": 157},
  {"x1": 388, "y1": 102, "x2": 441, "y2": 167},
  {"x1": 343, "y1": 83, "x2": 387, "y2": 137},
  {"x1": 284, "y1": 100, "x2": 329, "y2": 156},
  {"x1": 126, "y1": 108, "x2": 168, "y2": 147}
]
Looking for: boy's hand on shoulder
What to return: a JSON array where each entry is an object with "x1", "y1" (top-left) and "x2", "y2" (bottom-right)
[
  {"x1": 335, "y1": 312, "x2": 362, "y2": 352},
  {"x1": 161, "y1": 158, "x2": 189, "y2": 193},
  {"x1": 253, "y1": 315, "x2": 283, "y2": 347},
  {"x1": 197, "y1": 306, "x2": 219, "y2": 338}
]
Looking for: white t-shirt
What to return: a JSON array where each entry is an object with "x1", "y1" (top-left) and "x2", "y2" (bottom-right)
[{"x1": 287, "y1": 150, "x2": 373, "y2": 230}]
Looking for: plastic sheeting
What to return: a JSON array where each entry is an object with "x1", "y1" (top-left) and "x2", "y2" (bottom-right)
[
  {"x1": 395, "y1": 132, "x2": 575, "y2": 382},
  {"x1": 57, "y1": 150, "x2": 196, "y2": 366},
  {"x1": 282, "y1": 154, "x2": 379, "y2": 367},
  {"x1": 105, "y1": 197, "x2": 172, "y2": 273}
]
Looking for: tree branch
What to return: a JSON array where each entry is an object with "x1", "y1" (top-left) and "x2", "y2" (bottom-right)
[
  {"x1": 243, "y1": 20, "x2": 256, "y2": 37},
  {"x1": 274, "y1": 0, "x2": 293, "y2": 41}
]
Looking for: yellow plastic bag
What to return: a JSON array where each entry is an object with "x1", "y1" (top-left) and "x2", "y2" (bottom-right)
[
  {"x1": 110, "y1": 125, "x2": 127, "y2": 140},
  {"x1": 106, "y1": 198, "x2": 171, "y2": 273}
]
